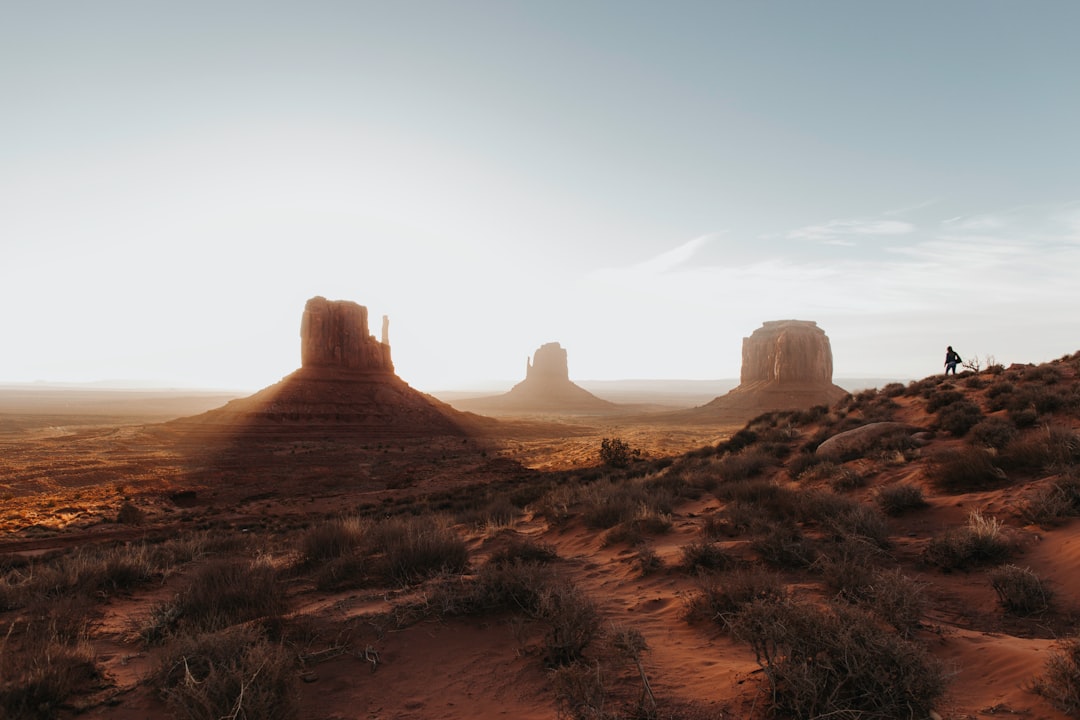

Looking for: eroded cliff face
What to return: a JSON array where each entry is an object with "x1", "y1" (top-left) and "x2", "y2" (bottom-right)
[
  {"x1": 300, "y1": 296, "x2": 393, "y2": 372},
  {"x1": 740, "y1": 320, "x2": 834, "y2": 385}
]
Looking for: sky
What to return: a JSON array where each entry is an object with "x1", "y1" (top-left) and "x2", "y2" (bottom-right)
[{"x1": 3, "y1": 1, "x2": 1079, "y2": 392}]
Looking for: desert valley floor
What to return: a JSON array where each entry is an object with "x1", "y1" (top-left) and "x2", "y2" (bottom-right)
[{"x1": 3, "y1": 360, "x2": 1080, "y2": 720}]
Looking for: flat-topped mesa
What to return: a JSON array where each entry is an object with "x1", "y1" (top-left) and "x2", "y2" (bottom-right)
[
  {"x1": 740, "y1": 319, "x2": 834, "y2": 386},
  {"x1": 300, "y1": 296, "x2": 393, "y2": 372}
]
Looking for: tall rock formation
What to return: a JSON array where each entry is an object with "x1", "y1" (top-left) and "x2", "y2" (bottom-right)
[
  {"x1": 170, "y1": 297, "x2": 492, "y2": 439},
  {"x1": 300, "y1": 296, "x2": 393, "y2": 371},
  {"x1": 739, "y1": 320, "x2": 835, "y2": 386},
  {"x1": 453, "y1": 342, "x2": 617, "y2": 415},
  {"x1": 675, "y1": 320, "x2": 847, "y2": 424}
]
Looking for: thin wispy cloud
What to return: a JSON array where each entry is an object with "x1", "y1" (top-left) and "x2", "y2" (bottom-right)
[{"x1": 786, "y1": 218, "x2": 915, "y2": 243}]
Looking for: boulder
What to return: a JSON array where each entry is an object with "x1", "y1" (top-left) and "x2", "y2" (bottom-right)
[{"x1": 815, "y1": 422, "x2": 924, "y2": 460}]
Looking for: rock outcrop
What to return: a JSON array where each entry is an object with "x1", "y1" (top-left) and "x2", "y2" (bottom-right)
[
  {"x1": 673, "y1": 320, "x2": 848, "y2": 424},
  {"x1": 300, "y1": 296, "x2": 393, "y2": 372},
  {"x1": 171, "y1": 297, "x2": 492, "y2": 439},
  {"x1": 453, "y1": 342, "x2": 618, "y2": 415}
]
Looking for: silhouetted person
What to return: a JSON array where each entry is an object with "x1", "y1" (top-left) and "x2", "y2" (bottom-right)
[{"x1": 944, "y1": 346, "x2": 962, "y2": 375}]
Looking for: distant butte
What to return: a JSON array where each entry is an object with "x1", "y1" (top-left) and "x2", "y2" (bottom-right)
[
  {"x1": 170, "y1": 296, "x2": 491, "y2": 439},
  {"x1": 453, "y1": 342, "x2": 618, "y2": 415},
  {"x1": 672, "y1": 320, "x2": 849, "y2": 423}
]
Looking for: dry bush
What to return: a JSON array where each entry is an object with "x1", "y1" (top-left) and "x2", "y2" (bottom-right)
[
  {"x1": 487, "y1": 536, "x2": 559, "y2": 567},
  {"x1": 998, "y1": 425, "x2": 1080, "y2": 473},
  {"x1": 143, "y1": 558, "x2": 285, "y2": 642},
  {"x1": 813, "y1": 537, "x2": 883, "y2": 598},
  {"x1": 635, "y1": 544, "x2": 664, "y2": 576},
  {"x1": 152, "y1": 625, "x2": 298, "y2": 720},
  {"x1": 798, "y1": 491, "x2": 891, "y2": 548},
  {"x1": 537, "y1": 582, "x2": 600, "y2": 667},
  {"x1": 717, "y1": 447, "x2": 777, "y2": 482},
  {"x1": 875, "y1": 483, "x2": 929, "y2": 516},
  {"x1": 923, "y1": 511, "x2": 1016, "y2": 571},
  {"x1": 580, "y1": 481, "x2": 654, "y2": 530},
  {"x1": 969, "y1": 416, "x2": 1017, "y2": 449},
  {"x1": 684, "y1": 567, "x2": 786, "y2": 628},
  {"x1": 752, "y1": 524, "x2": 818, "y2": 569},
  {"x1": 368, "y1": 515, "x2": 469, "y2": 585},
  {"x1": 300, "y1": 516, "x2": 367, "y2": 564},
  {"x1": 928, "y1": 447, "x2": 1006, "y2": 492},
  {"x1": 603, "y1": 507, "x2": 673, "y2": 547},
  {"x1": 0, "y1": 628, "x2": 98, "y2": 720},
  {"x1": 731, "y1": 598, "x2": 945, "y2": 719},
  {"x1": 679, "y1": 541, "x2": 737, "y2": 573},
  {"x1": 1033, "y1": 637, "x2": 1080, "y2": 716},
  {"x1": 599, "y1": 437, "x2": 638, "y2": 468},
  {"x1": 863, "y1": 568, "x2": 927, "y2": 638},
  {"x1": 936, "y1": 399, "x2": 984, "y2": 437},
  {"x1": 1021, "y1": 474, "x2": 1080, "y2": 526},
  {"x1": 926, "y1": 388, "x2": 965, "y2": 412},
  {"x1": 882, "y1": 382, "x2": 906, "y2": 397},
  {"x1": 551, "y1": 661, "x2": 607, "y2": 719},
  {"x1": 786, "y1": 452, "x2": 831, "y2": 480},
  {"x1": 989, "y1": 564, "x2": 1053, "y2": 616}
]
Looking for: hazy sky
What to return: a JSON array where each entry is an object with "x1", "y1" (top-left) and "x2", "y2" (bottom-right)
[{"x1": 3, "y1": 1, "x2": 1079, "y2": 391}]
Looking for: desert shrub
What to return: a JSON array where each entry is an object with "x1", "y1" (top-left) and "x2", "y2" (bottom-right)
[
  {"x1": 1009, "y1": 406, "x2": 1040, "y2": 428},
  {"x1": 714, "y1": 479, "x2": 801, "y2": 524},
  {"x1": 999, "y1": 425, "x2": 1080, "y2": 473},
  {"x1": 579, "y1": 484, "x2": 631, "y2": 529},
  {"x1": 965, "y1": 375, "x2": 988, "y2": 390},
  {"x1": 152, "y1": 625, "x2": 297, "y2": 720},
  {"x1": 936, "y1": 399, "x2": 984, "y2": 436},
  {"x1": 882, "y1": 382, "x2": 906, "y2": 397},
  {"x1": 790, "y1": 404, "x2": 830, "y2": 423},
  {"x1": 989, "y1": 564, "x2": 1052, "y2": 616},
  {"x1": 752, "y1": 524, "x2": 817, "y2": 569},
  {"x1": 143, "y1": 558, "x2": 285, "y2": 641},
  {"x1": 551, "y1": 660, "x2": 607, "y2": 719},
  {"x1": 722, "y1": 428, "x2": 759, "y2": 454},
  {"x1": 731, "y1": 598, "x2": 945, "y2": 719},
  {"x1": 458, "y1": 495, "x2": 518, "y2": 529},
  {"x1": 603, "y1": 507, "x2": 673, "y2": 546},
  {"x1": 599, "y1": 437, "x2": 638, "y2": 468},
  {"x1": 1021, "y1": 474, "x2": 1080, "y2": 526},
  {"x1": 816, "y1": 542, "x2": 926, "y2": 637},
  {"x1": 926, "y1": 388, "x2": 965, "y2": 412},
  {"x1": 0, "y1": 628, "x2": 98, "y2": 720},
  {"x1": 680, "y1": 541, "x2": 736, "y2": 573},
  {"x1": 987, "y1": 380, "x2": 1016, "y2": 403},
  {"x1": 905, "y1": 375, "x2": 946, "y2": 397},
  {"x1": 863, "y1": 568, "x2": 927, "y2": 637},
  {"x1": 685, "y1": 567, "x2": 786, "y2": 628},
  {"x1": 717, "y1": 446, "x2": 776, "y2": 482},
  {"x1": 1033, "y1": 637, "x2": 1080, "y2": 715},
  {"x1": 875, "y1": 483, "x2": 929, "y2": 516},
  {"x1": 786, "y1": 452, "x2": 829, "y2": 479},
  {"x1": 537, "y1": 582, "x2": 600, "y2": 667},
  {"x1": 923, "y1": 511, "x2": 1015, "y2": 570},
  {"x1": 798, "y1": 491, "x2": 891, "y2": 548},
  {"x1": 813, "y1": 537, "x2": 882, "y2": 599},
  {"x1": 1027, "y1": 364, "x2": 1062, "y2": 384},
  {"x1": 368, "y1": 515, "x2": 469, "y2": 585},
  {"x1": 970, "y1": 416, "x2": 1017, "y2": 449},
  {"x1": 928, "y1": 447, "x2": 1006, "y2": 492},
  {"x1": 300, "y1": 516, "x2": 367, "y2": 564},
  {"x1": 635, "y1": 544, "x2": 664, "y2": 575},
  {"x1": 487, "y1": 536, "x2": 558, "y2": 567},
  {"x1": 830, "y1": 467, "x2": 866, "y2": 491}
]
